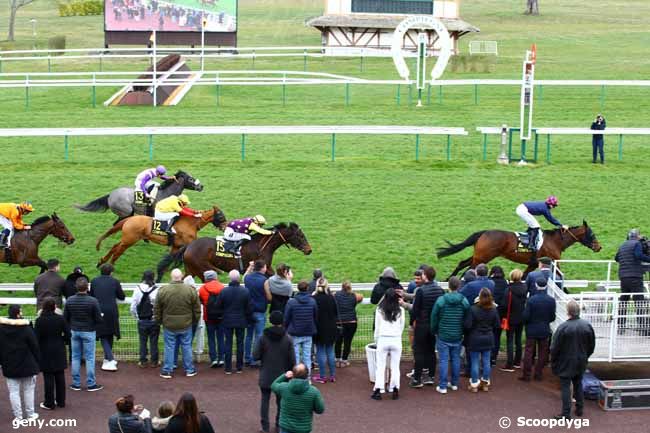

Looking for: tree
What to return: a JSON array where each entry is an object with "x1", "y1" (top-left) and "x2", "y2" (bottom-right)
[
  {"x1": 7, "y1": 0, "x2": 35, "y2": 42},
  {"x1": 525, "y1": 0, "x2": 540, "y2": 15}
]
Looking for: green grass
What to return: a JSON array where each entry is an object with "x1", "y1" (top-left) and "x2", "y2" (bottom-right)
[{"x1": 0, "y1": 0, "x2": 649, "y2": 287}]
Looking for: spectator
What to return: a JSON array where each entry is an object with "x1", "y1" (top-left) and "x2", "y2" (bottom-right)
[
  {"x1": 64, "y1": 278, "x2": 103, "y2": 392},
  {"x1": 590, "y1": 113, "x2": 606, "y2": 164},
  {"x1": 198, "y1": 270, "x2": 225, "y2": 368},
  {"x1": 464, "y1": 288, "x2": 500, "y2": 393},
  {"x1": 551, "y1": 301, "x2": 596, "y2": 420},
  {"x1": 0, "y1": 305, "x2": 40, "y2": 421},
  {"x1": 130, "y1": 270, "x2": 160, "y2": 368},
  {"x1": 525, "y1": 257, "x2": 553, "y2": 297},
  {"x1": 334, "y1": 280, "x2": 363, "y2": 368},
  {"x1": 151, "y1": 401, "x2": 174, "y2": 433},
  {"x1": 312, "y1": 278, "x2": 338, "y2": 384},
  {"x1": 284, "y1": 280, "x2": 318, "y2": 376},
  {"x1": 489, "y1": 265, "x2": 508, "y2": 366},
  {"x1": 370, "y1": 267, "x2": 403, "y2": 304},
  {"x1": 90, "y1": 263, "x2": 125, "y2": 372},
  {"x1": 33, "y1": 258, "x2": 65, "y2": 312},
  {"x1": 308, "y1": 268, "x2": 323, "y2": 292},
  {"x1": 520, "y1": 278, "x2": 556, "y2": 382},
  {"x1": 215, "y1": 269, "x2": 251, "y2": 374},
  {"x1": 34, "y1": 297, "x2": 70, "y2": 410},
  {"x1": 253, "y1": 311, "x2": 295, "y2": 433},
  {"x1": 271, "y1": 364, "x2": 325, "y2": 433},
  {"x1": 501, "y1": 269, "x2": 528, "y2": 372},
  {"x1": 461, "y1": 269, "x2": 477, "y2": 288},
  {"x1": 406, "y1": 265, "x2": 426, "y2": 295},
  {"x1": 431, "y1": 276, "x2": 470, "y2": 394},
  {"x1": 459, "y1": 264, "x2": 495, "y2": 304},
  {"x1": 108, "y1": 394, "x2": 152, "y2": 433},
  {"x1": 371, "y1": 288, "x2": 405, "y2": 401},
  {"x1": 409, "y1": 265, "x2": 444, "y2": 388},
  {"x1": 615, "y1": 229, "x2": 650, "y2": 335},
  {"x1": 244, "y1": 260, "x2": 269, "y2": 368},
  {"x1": 63, "y1": 266, "x2": 88, "y2": 300},
  {"x1": 154, "y1": 268, "x2": 201, "y2": 379},
  {"x1": 266, "y1": 263, "x2": 293, "y2": 314},
  {"x1": 165, "y1": 392, "x2": 215, "y2": 433}
]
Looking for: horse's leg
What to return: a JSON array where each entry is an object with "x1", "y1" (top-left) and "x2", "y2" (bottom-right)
[
  {"x1": 447, "y1": 256, "x2": 474, "y2": 280},
  {"x1": 156, "y1": 254, "x2": 176, "y2": 282}
]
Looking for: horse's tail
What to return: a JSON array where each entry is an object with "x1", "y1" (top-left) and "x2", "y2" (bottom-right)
[
  {"x1": 75, "y1": 194, "x2": 110, "y2": 212},
  {"x1": 436, "y1": 231, "x2": 487, "y2": 258},
  {"x1": 96, "y1": 219, "x2": 127, "y2": 251}
]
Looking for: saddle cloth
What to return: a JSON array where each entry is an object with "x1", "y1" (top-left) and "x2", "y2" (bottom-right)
[
  {"x1": 215, "y1": 236, "x2": 238, "y2": 258},
  {"x1": 151, "y1": 219, "x2": 168, "y2": 237}
]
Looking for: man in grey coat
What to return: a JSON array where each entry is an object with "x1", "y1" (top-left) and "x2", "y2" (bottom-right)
[{"x1": 551, "y1": 301, "x2": 595, "y2": 420}]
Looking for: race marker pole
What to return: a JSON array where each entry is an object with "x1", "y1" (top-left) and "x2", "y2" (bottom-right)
[
  {"x1": 201, "y1": 17, "x2": 206, "y2": 72},
  {"x1": 518, "y1": 44, "x2": 536, "y2": 166},
  {"x1": 152, "y1": 30, "x2": 157, "y2": 107},
  {"x1": 415, "y1": 32, "x2": 426, "y2": 107}
]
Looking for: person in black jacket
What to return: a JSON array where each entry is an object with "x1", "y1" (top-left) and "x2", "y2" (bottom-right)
[
  {"x1": 590, "y1": 114, "x2": 606, "y2": 164},
  {"x1": 489, "y1": 265, "x2": 507, "y2": 366},
  {"x1": 409, "y1": 265, "x2": 444, "y2": 388},
  {"x1": 90, "y1": 263, "x2": 125, "y2": 372},
  {"x1": 464, "y1": 289, "x2": 500, "y2": 393},
  {"x1": 253, "y1": 311, "x2": 295, "y2": 433},
  {"x1": 108, "y1": 394, "x2": 152, "y2": 433},
  {"x1": 312, "y1": 278, "x2": 338, "y2": 383},
  {"x1": 501, "y1": 269, "x2": 528, "y2": 372},
  {"x1": 34, "y1": 297, "x2": 70, "y2": 410},
  {"x1": 215, "y1": 269, "x2": 252, "y2": 374},
  {"x1": 165, "y1": 393, "x2": 215, "y2": 433},
  {"x1": 551, "y1": 301, "x2": 596, "y2": 420},
  {"x1": 370, "y1": 267, "x2": 403, "y2": 304},
  {"x1": 0, "y1": 305, "x2": 41, "y2": 421},
  {"x1": 521, "y1": 278, "x2": 556, "y2": 382},
  {"x1": 615, "y1": 229, "x2": 650, "y2": 335},
  {"x1": 33, "y1": 258, "x2": 65, "y2": 312},
  {"x1": 63, "y1": 266, "x2": 88, "y2": 300}
]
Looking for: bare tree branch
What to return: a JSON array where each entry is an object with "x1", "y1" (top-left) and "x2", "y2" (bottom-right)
[{"x1": 7, "y1": 0, "x2": 37, "y2": 42}]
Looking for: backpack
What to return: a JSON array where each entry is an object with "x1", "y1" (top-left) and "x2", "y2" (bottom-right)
[
  {"x1": 582, "y1": 370, "x2": 601, "y2": 400},
  {"x1": 206, "y1": 291, "x2": 223, "y2": 322},
  {"x1": 137, "y1": 285, "x2": 155, "y2": 320}
]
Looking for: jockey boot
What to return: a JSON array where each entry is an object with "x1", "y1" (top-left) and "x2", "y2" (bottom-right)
[
  {"x1": 224, "y1": 240, "x2": 242, "y2": 255},
  {"x1": 166, "y1": 232, "x2": 175, "y2": 247},
  {"x1": 527, "y1": 228, "x2": 539, "y2": 252},
  {"x1": 0, "y1": 230, "x2": 8, "y2": 248}
]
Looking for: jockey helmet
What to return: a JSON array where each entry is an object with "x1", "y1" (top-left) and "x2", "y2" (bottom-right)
[
  {"x1": 253, "y1": 215, "x2": 267, "y2": 225},
  {"x1": 178, "y1": 194, "x2": 190, "y2": 204},
  {"x1": 545, "y1": 195, "x2": 558, "y2": 207},
  {"x1": 156, "y1": 165, "x2": 167, "y2": 175},
  {"x1": 18, "y1": 202, "x2": 34, "y2": 213}
]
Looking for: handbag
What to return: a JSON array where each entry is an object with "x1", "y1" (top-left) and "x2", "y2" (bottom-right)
[{"x1": 500, "y1": 290, "x2": 512, "y2": 331}]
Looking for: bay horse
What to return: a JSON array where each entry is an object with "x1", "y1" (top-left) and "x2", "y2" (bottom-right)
[
  {"x1": 182, "y1": 222, "x2": 312, "y2": 281},
  {"x1": 0, "y1": 214, "x2": 75, "y2": 272},
  {"x1": 437, "y1": 220, "x2": 602, "y2": 279},
  {"x1": 95, "y1": 206, "x2": 227, "y2": 277},
  {"x1": 76, "y1": 170, "x2": 204, "y2": 222}
]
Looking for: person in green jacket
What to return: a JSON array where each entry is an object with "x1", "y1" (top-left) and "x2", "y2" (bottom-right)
[
  {"x1": 430, "y1": 277, "x2": 470, "y2": 394},
  {"x1": 271, "y1": 364, "x2": 325, "y2": 433}
]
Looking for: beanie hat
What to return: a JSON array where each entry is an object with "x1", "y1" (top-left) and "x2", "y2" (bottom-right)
[{"x1": 203, "y1": 270, "x2": 217, "y2": 281}]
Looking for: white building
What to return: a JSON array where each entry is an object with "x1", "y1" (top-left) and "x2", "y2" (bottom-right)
[{"x1": 306, "y1": 0, "x2": 478, "y2": 55}]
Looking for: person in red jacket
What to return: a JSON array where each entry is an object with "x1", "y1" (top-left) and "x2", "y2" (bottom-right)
[{"x1": 198, "y1": 270, "x2": 225, "y2": 368}]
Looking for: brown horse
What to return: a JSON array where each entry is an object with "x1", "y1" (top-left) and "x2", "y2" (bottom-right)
[
  {"x1": 182, "y1": 222, "x2": 312, "y2": 281},
  {"x1": 95, "y1": 206, "x2": 227, "y2": 273},
  {"x1": 0, "y1": 214, "x2": 75, "y2": 272},
  {"x1": 437, "y1": 220, "x2": 602, "y2": 279}
]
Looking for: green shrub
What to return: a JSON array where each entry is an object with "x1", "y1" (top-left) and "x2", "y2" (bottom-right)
[
  {"x1": 58, "y1": 0, "x2": 104, "y2": 17},
  {"x1": 48, "y1": 36, "x2": 66, "y2": 55}
]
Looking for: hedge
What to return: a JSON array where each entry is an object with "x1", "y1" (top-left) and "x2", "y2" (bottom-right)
[{"x1": 58, "y1": 0, "x2": 104, "y2": 17}]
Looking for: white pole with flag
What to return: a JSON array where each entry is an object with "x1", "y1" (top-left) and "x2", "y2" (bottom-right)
[
  {"x1": 201, "y1": 16, "x2": 206, "y2": 72},
  {"x1": 151, "y1": 30, "x2": 157, "y2": 107}
]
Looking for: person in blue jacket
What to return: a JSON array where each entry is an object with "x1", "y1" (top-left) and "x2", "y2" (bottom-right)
[{"x1": 515, "y1": 196, "x2": 568, "y2": 252}]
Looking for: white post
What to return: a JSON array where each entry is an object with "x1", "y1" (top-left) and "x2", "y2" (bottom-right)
[
  {"x1": 152, "y1": 30, "x2": 157, "y2": 107},
  {"x1": 415, "y1": 32, "x2": 427, "y2": 107},
  {"x1": 201, "y1": 16, "x2": 206, "y2": 72},
  {"x1": 30, "y1": 19, "x2": 37, "y2": 50},
  {"x1": 498, "y1": 124, "x2": 509, "y2": 164},
  {"x1": 518, "y1": 44, "x2": 536, "y2": 166}
]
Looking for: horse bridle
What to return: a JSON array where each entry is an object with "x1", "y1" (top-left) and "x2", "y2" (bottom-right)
[
  {"x1": 260, "y1": 230, "x2": 293, "y2": 253},
  {"x1": 563, "y1": 227, "x2": 594, "y2": 248}
]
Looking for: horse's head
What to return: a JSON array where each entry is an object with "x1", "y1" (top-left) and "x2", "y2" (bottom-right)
[
  {"x1": 210, "y1": 206, "x2": 228, "y2": 231},
  {"x1": 175, "y1": 171, "x2": 203, "y2": 192},
  {"x1": 275, "y1": 222, "x2": 312, "y2": 255},
  {"x1": 577, "y1": 220, "x2": 601, "y2": 252},
  {"x1": 50, "y1": 213, "x2": 75, "y2": 245}
]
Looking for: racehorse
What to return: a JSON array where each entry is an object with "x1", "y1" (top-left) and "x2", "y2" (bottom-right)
[
  {"x1": 182, "y1": 222, "x2": 312, "y2": 281},
  {"x1": 437, "y1": 220, "x2": 601, "y2": 279},
  {"x1": 0, "y1": 214, "x2": 75, "y2": 272},
  {"x1": 95, "y1": 206, "x2": 227, "y2": 279},
  {"x1": 76, "y1": 170, "x2": 204, "y2": 222}
]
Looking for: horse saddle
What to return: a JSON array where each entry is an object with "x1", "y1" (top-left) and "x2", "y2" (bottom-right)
[
  {"x1": 133, "y1": 191, "x2": 153, "y2": 216},
  {"x1": 515, "y1": 231, "x2": 543, "y2": 252},
  {"x1": 215, "y1": 237, "x2": 238, "y2": 258},
  {"x1": 151, "y1": 219, "x2": 168, "y2": 237}
]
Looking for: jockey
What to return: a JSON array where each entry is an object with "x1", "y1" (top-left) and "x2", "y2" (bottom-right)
[
  {"x1": 134, "y1": 166, "x2": 174, "y2": 202},
  {"x1": 223, "y1": 215, "x2": 272, "y2": 253},
  {"x1": 516, "y1": 196, "x2": 568, "y2": 252},
  {"x1": 0, "y1": 202, "x2": 34, "y2": 248},
  {"x1": 154, "y1": 194, "x2": 202, "y2": 237}
]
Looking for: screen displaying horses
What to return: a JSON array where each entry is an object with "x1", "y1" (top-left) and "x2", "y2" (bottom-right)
[{"x1": 105, "y1": 0, "x2": 237, "y2": 32}]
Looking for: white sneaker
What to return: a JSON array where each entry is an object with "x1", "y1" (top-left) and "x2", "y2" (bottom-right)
[
  {"x1": 436, "y1": 386, "x2": 448, "y2": 394},
  {"x1": 102, "y1": 360, "x2": 118, "y2": 371},
  {"x1": 448, "y1": 382, "x2": 459, "y2": 391},
  {"x1": 27, "y1": 413, "x2": 39, "y2": 421}
]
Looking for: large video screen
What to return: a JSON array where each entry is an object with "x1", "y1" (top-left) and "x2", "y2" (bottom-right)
[{"x1": 105, "y1": 0, "x2": 237, "y2": 32}]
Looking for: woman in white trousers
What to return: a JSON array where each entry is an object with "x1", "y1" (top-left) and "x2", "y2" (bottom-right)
[{"x1": 372, "y1": 288, "x2": 405, "y2": 401}]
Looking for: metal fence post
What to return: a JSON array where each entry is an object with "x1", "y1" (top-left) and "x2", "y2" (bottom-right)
[
  {"x1": 215, "y1": 74, "x2": 220, "y2": 107},
  {"x1": 533, "y1": 131, "x2": 539, "y2": 162},
  {"x1": 25, "y1": 74, "x2": 30, "y2": 110},
  {"x1": 482, "y1": 134, "x2": 488, "y2": 161},
  {"x1": 331, "y1": 133, "x2": 336, "y2": 162},
  {"x1": 396, "y1": 84, "x2": 401, "y2": 106},
  {"x1": 148, "y1": 134, "x2": 154, "y2": 161},
  {"x1": 618, "y1": 134, "x2": 623, "y2": 160},
  {"x1": 438, "y1": 85, "x2": 442, "y2": 103},
  {"x1": 426, "y1": 83, "x2": 431, "y2": 105},
  {"x1": 48, "y1": 56, "x2": 51, "y2": 73},
  {"x1": 303, "y1": 49, "x2": 307, "y2": 72},
  {"x1": 241, "y1": 134, "x2": 246, "y2": 161},
  {"x1": 99, "y1": 53, "x2": 103, "y2": 72},
  {"x1": 64, "y1": 135, "x2": 69, "y2": 161},
  {"x1": 415, "y1": 134, "x2": 420, "y2": 161},
  {"x1": 252, "y1": 50, "x2": 256, "y2": 70},
  {"x1": 282, "y1": 74, "x2": 287, "y2": 106},
  {"x1": 546, "y1": 134, "x2": 552, "y2": 163},
  {"x1": 359, "y1": 49, "x2": 364, "y2": 73},
  {"x1": 474, "y1": 83, "x2": 479, "y2": 105},
  {"x1": 91, "y1": 73, "x2": 96, "y2": 108}
]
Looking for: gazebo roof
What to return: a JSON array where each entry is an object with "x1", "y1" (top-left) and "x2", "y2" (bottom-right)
[{"x1": 305, "y1": 14, "x2": 480, "y2": 33}]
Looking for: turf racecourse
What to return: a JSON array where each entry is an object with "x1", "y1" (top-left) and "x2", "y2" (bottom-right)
[
  {"x1": 1, "y1": 362, "x2": 648, "y2": 433},
  {"x1": 1, "y1": 0, "x2": 650, "y2": 287}
]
